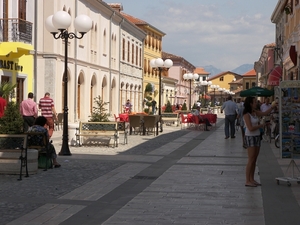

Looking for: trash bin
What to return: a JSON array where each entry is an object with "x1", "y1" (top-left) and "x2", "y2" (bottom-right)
[{"x1": 68, "y1": 123, "x2": 79, "y2": 146}]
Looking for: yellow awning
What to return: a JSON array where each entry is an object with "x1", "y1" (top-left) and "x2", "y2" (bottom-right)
[{"x1": 0, "y1": 42, "x2": 33, "y2": 57}]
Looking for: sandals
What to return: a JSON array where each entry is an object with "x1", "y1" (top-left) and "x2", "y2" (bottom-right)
[{"x1": 54, "y1": 164, "x2": 61, "y2": 168}]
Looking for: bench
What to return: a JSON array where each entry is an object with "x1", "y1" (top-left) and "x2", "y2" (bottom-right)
[
  {"x1": 0, "y1": 134, "x2": 31, "y2": 180},
  {"x1": 161, "y1": 113, "x2": 179, "y2": 126},
  {"x1": 26, "y1": 131, "x2": 53, "y2": 170},
  {"x1": 76, "y1": 121, "x2": 119, "y2": 147},
  {"x1": 117, "y1": 121, "x2": 128, "y2": 144}
]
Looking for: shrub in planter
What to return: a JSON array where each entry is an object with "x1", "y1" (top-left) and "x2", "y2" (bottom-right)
[
  {"x1": 181, "y1": 102, "x2": 187, "y2": 111},
  {"x1": 88, "y1": 95, "x2": 110, "y2": 122},
  {"x1": 164, "y1": 101, "x2": 173, "y2": 113},
  {"x1": 0, "y1": 101, "x2": 23, "y2": 134}
]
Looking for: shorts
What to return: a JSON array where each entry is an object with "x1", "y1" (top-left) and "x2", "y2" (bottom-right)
[{"x1": 244, "y1": 135, "x2": 261, "y2": 147}]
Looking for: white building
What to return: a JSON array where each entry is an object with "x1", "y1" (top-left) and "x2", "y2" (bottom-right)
[{"x1": 35, "y1": 0, "x2": 145, "y2": 122}]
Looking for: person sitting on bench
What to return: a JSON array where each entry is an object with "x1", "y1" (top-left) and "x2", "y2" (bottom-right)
[
  {"x1": 28, "y1": 116, "x2": 61, "y2": 168},
  {"x1": 192, "y1": 106, "x2": 212, "y2": 131}
]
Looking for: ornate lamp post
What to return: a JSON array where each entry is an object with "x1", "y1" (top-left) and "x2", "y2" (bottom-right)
[
  {"x1": 183, "y1": 73, "x2": 199, "y2": 110},
  {"x1": 210, "y1": 84, "x2": 219, "y2": 107},
  {"x1": 218, "y1": 87, "x2": 225, "y2": 105},
  {"x1": 45, "y1": 11, "x2": 92, "y2": 155},
  {"x1": 200, "y1": 80, "x2": 212, "y2": 107},
  {"x1": 150, "y1": 58, "x2": 173, "y2": 134}
]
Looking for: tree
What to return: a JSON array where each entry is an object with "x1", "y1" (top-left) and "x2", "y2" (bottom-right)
[
  {"x1": 164, "y1": 101, "x2": 173, "y2": 113},
  {"x1": 181, "y1": 102, "x2": 187, "y2": 111},
  {"x1": 88, "y1": 95, "x2": 110, "y2": 122},
  {"x1": 0, "y1": 81, "x2": 17, "y2": 99},
  {"x1": 145, "y1": 83, "x2": 153, "y2": 93},
  {"x1": 0, "y1": 101, "x2": 23, "y2": 134}
]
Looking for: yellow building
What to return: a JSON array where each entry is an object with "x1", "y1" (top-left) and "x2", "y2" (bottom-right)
[
  {"x1": 0, "y1": 2, "x2": 34, "y2": 103},
  {"x1": 207, "y1": 71, "x2": 242, "y2": 104},
  {"x1": 122, "y1": 14, "x2": 165, "y2": 112},
  {"x1": 0, "y1": 41, "x2": 34, "y2": 103}
]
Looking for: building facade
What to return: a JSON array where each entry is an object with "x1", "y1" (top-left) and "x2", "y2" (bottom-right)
[
  {"x1": 0, "y1": 0, "x2": 34, "y2": 103},
  {"x1": 35, "y1": 0, "x2": 146, "y2": 122}
]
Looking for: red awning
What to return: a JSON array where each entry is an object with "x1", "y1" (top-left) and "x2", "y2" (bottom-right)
[
  {"x1": 199, "y1": 94, "x2": 211, "y2": 100},
  {"x1": 267, "y1": 66, "x2": 282, "y2": 86}
]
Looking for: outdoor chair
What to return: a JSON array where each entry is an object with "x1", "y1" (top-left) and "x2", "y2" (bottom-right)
[
  {"x1": 114, "y1": 114, "x2": 120, "y2": 122},
  {"x1": 128, "y1": 115, "x2": 142, "y2": 135},
  {"x1": 143, "y1": 115, "x2": 157, "y2": 135}
]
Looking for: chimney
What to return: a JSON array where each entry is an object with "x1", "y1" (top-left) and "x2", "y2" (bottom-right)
[{"x1": 108, "y1": 3, "x2": 123, "y2": 12}]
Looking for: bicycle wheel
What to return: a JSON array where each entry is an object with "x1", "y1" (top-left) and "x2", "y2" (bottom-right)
[
  {"x1": 262, "y1": 126, "x2": 271, "y2": 142},
  {"x1": 275, "y1": 135, "x2": 280, "y2": 148}
]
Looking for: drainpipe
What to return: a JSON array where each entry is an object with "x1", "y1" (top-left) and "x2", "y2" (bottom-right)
[
  {"x1": 118, "y1": 18, "x2": 124, "y2": 114},
  {"x1": 33, "y1": 0, "x2": 38, "y2": 99},
  {"x1": 74, "y1": 0, "x2": 78, "y2": 122},
  {"x1": 109, "y1": 12, "x2": 115, "y2": 114},
  {"x1": 142, "y1": 39, "x2": 146, "y2": 112}
]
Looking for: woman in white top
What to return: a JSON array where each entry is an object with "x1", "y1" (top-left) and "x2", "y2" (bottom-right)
[{"x1": 243, "y1": 96, "x2": 276, "y2": 187}]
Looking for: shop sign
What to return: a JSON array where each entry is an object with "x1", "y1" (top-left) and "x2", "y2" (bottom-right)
[{"x1": 0, "y1": 60, "x2": 23, "y2": 72}]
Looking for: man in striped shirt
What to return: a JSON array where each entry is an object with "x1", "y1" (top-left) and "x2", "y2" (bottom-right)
[{"x1": 39, "y1": 92, "x2": 57, "y2": 138}]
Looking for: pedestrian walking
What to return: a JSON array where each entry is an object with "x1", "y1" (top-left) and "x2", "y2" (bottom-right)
[
  {"x1": 39, "y1": 92, "x2": 57, "y2": 138},
  {"x1": 221, "y1": 95, "x2": 238, "y2": 139},
  {"x1": 236, "y1": 98, "x2": 246, "y2": 148},
  {"x1": 243, "y1": 96, "x2": 277, "y2": 187},
  {"x1": 20, "y1": 92, "x2": 38, "y2": 132}
]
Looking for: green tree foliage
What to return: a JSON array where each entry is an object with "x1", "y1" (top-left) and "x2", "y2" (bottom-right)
[
  {"x1": 181, "y1": 102, "x2": 187, "y2": 111},
  {"x1": 88, "y1": 95, "x2": 110, "y2": 122},
  {"x1": 145, "y1": 83, "x2": 153, "y2": 93},
  {"x1": 0, "y1": 102, "x2": 23, "y2": 134},
  {"x1": 164, "y1": 101, "x2": 173, "y2": 113},
  {"x1": 192, "y1": 103, "x2": 197, "y2": 109},
  {"x1": 0, "y1": 82, "x2": 17, "y2": 99}
]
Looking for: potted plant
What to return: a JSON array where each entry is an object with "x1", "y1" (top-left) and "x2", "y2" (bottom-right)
[
  {"x1": 89, "y1": 95, "x2": 110, "y2": 122},
  {"x1": 164, "y1": 101, "x2": 173, "y2": 113}
]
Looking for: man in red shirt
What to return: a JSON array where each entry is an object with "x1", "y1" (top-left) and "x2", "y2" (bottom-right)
[
  {"x1": 39, "y1": 92, "x2": 57, "y2": 138},
  {"x1": 0, "y1": 91, "x2": 7, "y2": 118},
  {"x1": 20, "y1": 92, "x2": 38, "y2": 132}
]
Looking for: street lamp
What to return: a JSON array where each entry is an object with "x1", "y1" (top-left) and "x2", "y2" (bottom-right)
[
  {"x1": 210, "y1": 84, "x2": 219, "y2": 106},
  {"x1": 200, "y1": 80, "x2": 212, "y2": 107},
  {"x1": 150, "y1": 58, "x2": 173, "y2": 134},
  {"x1": 218, "y1": 87, "x2": 225, "y2": 105},
  {"x1": 45, "y1": 11, "x2": 92, "y2": 155},
  {"x1": 183, "y1": 73, "x2": 199, "y2": 110}
]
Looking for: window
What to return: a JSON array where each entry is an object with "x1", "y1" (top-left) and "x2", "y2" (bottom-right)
[
  {"x1": 251, "y1": 82, "x2": 255, "y2": 87},
  {"x1": 132, "y1": 43, "x2": 134, "y2": 64},
  {"x1": 127, "y1": 41, "x2": 130, "y2": 62},
  {"x1": 122, "y1": 38, "x2": 125, "y2": 61},
  {"x1": 18, "y1": 0, "x2": 26, "y2": 20},
  {"x1": 139, "y1": 49, "x2": 142, "y2": 67},
  {"x1": 219, "y1": 77, "x2": 224, "y2": 81},
  {"x1": 246, "y1": 82, "x2": 249, "y2": 89},
  {"x1": 136, "y1": 46, "x2": 138, "y2": 66}
]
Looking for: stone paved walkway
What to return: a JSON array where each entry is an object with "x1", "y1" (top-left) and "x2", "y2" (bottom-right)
[{"x1": 1, "y1": 114, "x2": 300, "y2": 225}]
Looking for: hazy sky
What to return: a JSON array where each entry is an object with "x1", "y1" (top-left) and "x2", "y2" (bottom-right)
[{"x1": 106, "y1": 0, "x2": 277, "y2": 71}]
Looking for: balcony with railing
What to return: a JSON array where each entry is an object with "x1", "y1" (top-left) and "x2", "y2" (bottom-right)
[{"x1": 0, "y1": 18, "x2": 32, "y2": 44}]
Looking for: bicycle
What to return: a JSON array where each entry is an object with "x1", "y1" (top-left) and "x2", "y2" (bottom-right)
[
  {"x1": 273, "y1": 119, "x2": 280, "y2": 148},
  {"x1": 262, "y1": 121, "x2": 272, "y2": 143}
]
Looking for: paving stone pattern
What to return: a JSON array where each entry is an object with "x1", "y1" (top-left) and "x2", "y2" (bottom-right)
[{"x1": 1, "y1": 115, "x2": 300, "y2": 225}]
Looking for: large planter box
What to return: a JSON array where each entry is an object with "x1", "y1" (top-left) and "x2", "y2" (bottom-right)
[{"x1": 0, "y1": 149, "x2": 38, "y2": 174}]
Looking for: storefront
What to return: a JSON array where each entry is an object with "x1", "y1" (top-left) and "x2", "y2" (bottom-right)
[{"x1": 0, "y1": 42, "x2": 33, "y2": 103}]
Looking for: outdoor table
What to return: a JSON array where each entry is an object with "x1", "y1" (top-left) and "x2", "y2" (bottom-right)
[{"x1": 119, "y1": 113, "x2": 129, "y2": 122}]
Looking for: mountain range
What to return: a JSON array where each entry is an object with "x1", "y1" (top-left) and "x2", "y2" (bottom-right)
[{"x1": 203, "y1": 64, "x2": 254, "y2": 77}]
